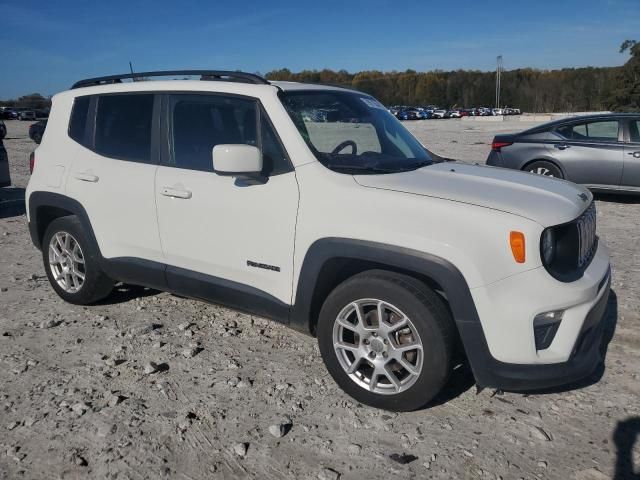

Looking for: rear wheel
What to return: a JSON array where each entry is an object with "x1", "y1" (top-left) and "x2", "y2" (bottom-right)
[
  {"x1": 526, "y1": 160, "x2": 563, "y2": 178},
  {"x1": 317, "y1": 271, "x2": 455, "y2": 411},
  {"x1": 42, "y1": 216, "x2": 113, "y2": 304}
]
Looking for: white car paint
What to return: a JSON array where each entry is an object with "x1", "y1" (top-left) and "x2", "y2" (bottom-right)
[{"x1": 26, "y1": 78, "x2": 609, "y2": 369}]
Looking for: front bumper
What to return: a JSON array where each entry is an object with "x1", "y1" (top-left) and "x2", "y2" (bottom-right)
[
  {"x1": 459, "y1": 241, "x2": 612, "y2": 391},
  {"x1": 462, "y1": 269, "x2": 610, "y2": 390}
]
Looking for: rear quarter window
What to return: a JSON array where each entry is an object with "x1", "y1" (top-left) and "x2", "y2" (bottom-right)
[{"x1": 68, "y1": 96, "x2": 91, "y2": 146}]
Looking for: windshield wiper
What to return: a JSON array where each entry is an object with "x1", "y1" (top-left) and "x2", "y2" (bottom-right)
[
  {"x1": 398, "y1": 160, "x2": 433, "y2": 171},
  {"x1": 324, "y1": 163, "x2": 398, "y2": 173}
]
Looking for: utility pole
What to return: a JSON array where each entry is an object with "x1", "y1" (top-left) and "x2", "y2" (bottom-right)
[{"x1": 495, "y1": 55, "x2": 503, "y2": 109}]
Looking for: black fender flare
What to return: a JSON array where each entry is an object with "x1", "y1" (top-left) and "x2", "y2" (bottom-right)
[
  {"x1": 289, "y1": 238, "x2": 483, "y2": 332},
  {"x1": 28, "y1": 191, "x2": 98, "y2": 251}
]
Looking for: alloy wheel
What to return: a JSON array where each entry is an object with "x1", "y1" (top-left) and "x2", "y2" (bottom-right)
[
  {"x1": 530, "y1": 167, "x2": 553, "y2": 177},
  {"x1": 48, "y1": 231, "x2": 86, "y2": 293},
  {"x1": 332, "y1": 299, "x2": 423, "y2": 395}
]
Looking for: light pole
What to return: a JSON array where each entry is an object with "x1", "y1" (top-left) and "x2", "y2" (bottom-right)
[{"x1": 495, "y1": 55, "x2": 503, "y2": 109}]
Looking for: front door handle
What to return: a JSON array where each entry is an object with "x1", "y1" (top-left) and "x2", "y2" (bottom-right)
[
  {"x1": 554, "y1": 144, "x2": 570, "y2": 150},
  {"x1": 161, "y1": 187, "x2": 192, "y2": 199},
  {"x1": 627, "y1": 151, "x2": 640, "y2": 158},
  {"x1": 73, "y1": 172, "x2": 99, "y2": 182}
]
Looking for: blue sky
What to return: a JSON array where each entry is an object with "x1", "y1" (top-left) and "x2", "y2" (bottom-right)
[{"x1": 1, "y1": 0, "x2": 638, "y2": 99}]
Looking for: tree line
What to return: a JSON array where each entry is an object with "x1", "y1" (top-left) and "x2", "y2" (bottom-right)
[
  {"x1": 266, "y1": 40, "x2": 639, "y2": 113},
  {"x1": 1, "y1": 41, "x2": 637, "y2": 113},
  {"x1": 0, "y1": 93, "x2": 50, "y2": 110}
]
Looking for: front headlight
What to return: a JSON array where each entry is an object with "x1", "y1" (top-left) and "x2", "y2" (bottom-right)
[{"x1": 541, "y1": 229, "x2": 556, "y2": 265}]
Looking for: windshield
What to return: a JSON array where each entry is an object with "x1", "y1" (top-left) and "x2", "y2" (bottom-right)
[{"x1": 280, "y1": 90, "x2": 433, "y2": 174}]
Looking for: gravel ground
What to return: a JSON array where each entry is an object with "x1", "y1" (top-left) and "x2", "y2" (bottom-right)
[{"x1": 1, "y1": 118, "x2": 639, "y2": 480}]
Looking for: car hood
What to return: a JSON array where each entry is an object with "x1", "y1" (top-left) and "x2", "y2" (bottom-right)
[{"x1": 354, "y1": 162, "x2": 592, "y2": 226}]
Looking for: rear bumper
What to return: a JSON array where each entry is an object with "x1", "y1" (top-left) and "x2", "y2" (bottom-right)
[
  {"x1": 462, "y1": 270, "x2": 610, "y2": 390},
  {"x1": 485, "y1": 150, "x2": 503, "y2": 167}
]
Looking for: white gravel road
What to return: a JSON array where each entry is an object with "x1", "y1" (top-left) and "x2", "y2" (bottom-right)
[{"x1": 0, "y1": 118, "x2": 638, "y2": 480}]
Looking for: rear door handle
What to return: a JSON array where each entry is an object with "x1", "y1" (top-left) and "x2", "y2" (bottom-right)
[
  {"x1": 73, "y1": 172, "x2": 99, "y2": 182},
  {"x1": 627, "y1": 151, "x2": 640, "y2": 158},
  {"x1": 554, "y1": 144, "x2": 570, "y2": 150},
  {"x1": 161, "y1": 187, "x2": 192, "y2": 199}
]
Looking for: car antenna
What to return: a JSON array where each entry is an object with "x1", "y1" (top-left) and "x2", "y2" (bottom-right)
[{"x1": 129, "y1": 61, "x2": 136, "y2": 82}]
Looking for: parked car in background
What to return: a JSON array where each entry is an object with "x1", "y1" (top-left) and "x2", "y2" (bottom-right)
[
  {"x1": 0, "y1": 139, "x2": 9, "y2": 187},
  {"x1": 487, "y1": 113, "x2": 640, "y2": 193},
  {"x1": 0, "y1": 108, "x2": 18, "y2": 120},
  {"x1": 432, "y1": 109, "x2": 447, "y2": 119},
  {"x1": 396, "y1": 107, "x2": 423, "y2": 120},
  {"x1": 19, "y1": 110, "x2": 37, "y2": 121},
  {"x1": 34, "y1": 109, "x2": 50, "y2": 119},
  {"x1": 29, "y1": 120, "x2": 47, "y2": 144},
  {"x1": 0, "y1": 120, "x2": 6, "y2": 140},
  {"x1": 504, "y1": 108, "x2": 521, "y2": 115},
  {"x1": 447, "y1": 110, "x2": 462, "y2": 118}
]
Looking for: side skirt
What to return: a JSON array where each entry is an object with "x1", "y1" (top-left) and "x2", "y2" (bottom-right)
[{"x1": 102, "y1": 257, "x2": 290, "y2": 325}]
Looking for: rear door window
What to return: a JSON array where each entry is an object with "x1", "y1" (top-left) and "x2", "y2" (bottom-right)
[
  {"x1": 95, "y1": 94, "x2": 154, "y2": 162},
  {"x1": 556, "y1": 120, "x2": 620, "y2": 142}
]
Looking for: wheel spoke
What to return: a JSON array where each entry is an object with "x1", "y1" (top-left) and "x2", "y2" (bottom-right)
[
  {"x1": 398, "y1": 357, "x2": 420, "y2": 375},
  {"x1": 334, "y1": 341, "x2": 359, "y2": 353},
  {"x1": 369, "y1": 371, "x2": 380, "y2": 392},
  {"x1": 336, "y1": 317, "x2": 358, "y2": 332},
  {"x1": 391, "y1": 341, "x2": 422, "y2": 354},
  {"x1": 383, "y1": 364, "x2": 402, "y2": 391},
  {"x1": 382, "y1": 315, "x2": 408, "y2": 335},
  {"x1": 376, "y1": 300, "x2": 386, "y2": 324},
  {"x1": 346, "y1": 357, "x2": 363, "y2": 374}
]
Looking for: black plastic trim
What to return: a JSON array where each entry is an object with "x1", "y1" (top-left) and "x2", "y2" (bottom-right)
[
  {"x1": 290, "y1": 238, "x2": 481, "y2": 332},
  {"x1": 166, "y1": 265, "x2": 289, "y2": 324},
  {"x1": 28, "y1": 192, "x2": 98, "y2": 251},
  {"x1": 72, "y1": 70, "x2": 270, "y2": 89},
  {"x1": 290, "y1": 238, "x2": 610, "y2": 390}
]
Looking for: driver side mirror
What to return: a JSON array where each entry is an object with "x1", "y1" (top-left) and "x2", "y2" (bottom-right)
[{"x1": 212, "y1": 144, "x2": 263, "y2": 179}]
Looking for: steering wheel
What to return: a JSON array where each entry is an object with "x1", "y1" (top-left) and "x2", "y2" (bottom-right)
[{"x1": 330, "y1": 140, "x2": 357, "y2": 156}]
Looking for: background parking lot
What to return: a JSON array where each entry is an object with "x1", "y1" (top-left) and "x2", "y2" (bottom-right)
[{"x1": 1, "y1": 118, "x2": 639, "y2": 479}]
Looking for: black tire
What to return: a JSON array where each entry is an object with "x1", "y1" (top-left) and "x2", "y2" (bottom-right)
[
  {"x1": 32, "y1": 132, "x2": 42, "y2": 144},
  {"x1": 317, "y1": 270, "x2": 455, "y2": 411},
  {"x1": 525, "y1": 160, "x2": 563, "y2": 179},
  {"x1": 42, "y1": 216, "x2": 113, "y2": 304}
]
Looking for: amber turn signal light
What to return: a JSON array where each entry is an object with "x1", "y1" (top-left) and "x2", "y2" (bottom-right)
[{"x1": 510, "y1": 231, "x2": 526, "y2": 263}]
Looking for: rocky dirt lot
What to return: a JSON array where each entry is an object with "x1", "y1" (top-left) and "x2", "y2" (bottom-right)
[{"x1": 1, "y1": 119, "x2": 639, "y2": 480}]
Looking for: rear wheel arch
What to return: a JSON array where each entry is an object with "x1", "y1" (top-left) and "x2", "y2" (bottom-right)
[
  {"x1": 28, "y1": 192, "x2": 98, "y2": 252},
  {"x1": 522, "y1": 158, "x2": 566, "y2": 178}
]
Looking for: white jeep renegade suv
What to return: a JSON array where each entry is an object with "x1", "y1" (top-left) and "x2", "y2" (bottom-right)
[{"x1": 26, "y1": 70, "x2": 611, "y2": 411}]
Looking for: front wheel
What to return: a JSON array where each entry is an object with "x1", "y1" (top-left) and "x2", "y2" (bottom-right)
[
  {"x1": 317, "y1": 271, "x2": 455, "y2": 411},
  {"x1": 526, "y1": 160, "x2": 563, "y2": 178},
  {"x1": 42, "y1": 216, "x2": 113, "y2": 305}
]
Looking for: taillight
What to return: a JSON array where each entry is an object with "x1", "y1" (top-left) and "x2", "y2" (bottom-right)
[
  {"x1": 29, "y1": 151, "x2": 35, "y2": 174},
  {"x1": 491, "y1": 140, "x2": 513, "y2": 151}
]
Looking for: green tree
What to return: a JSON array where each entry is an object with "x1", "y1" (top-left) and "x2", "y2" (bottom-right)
[{"x1": 609, "y1": 40, "x2": 640, "y2": 111}]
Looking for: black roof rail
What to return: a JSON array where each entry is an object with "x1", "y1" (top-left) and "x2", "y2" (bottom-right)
[{"x1": 71, "y1": 70, "x2": 270, "y2": 89}]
